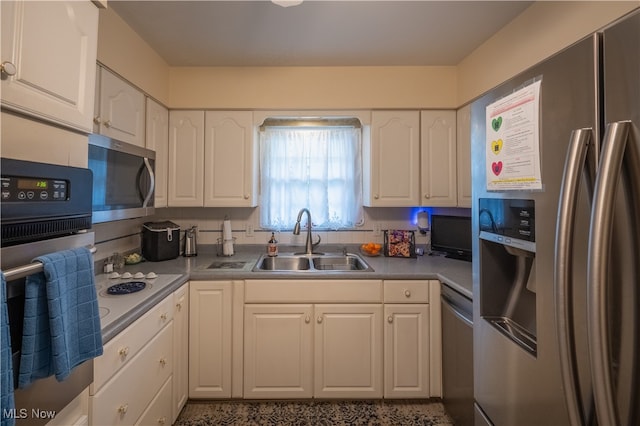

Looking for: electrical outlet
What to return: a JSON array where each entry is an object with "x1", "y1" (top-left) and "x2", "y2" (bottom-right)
[
  {"x1": 245, "y1": 224, "x2": 254, "y2": 237},
  {"x1": 373, "y1": 223, "x2": 381, "y2": 237}
]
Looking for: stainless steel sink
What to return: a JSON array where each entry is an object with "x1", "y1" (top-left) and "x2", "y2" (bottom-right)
[
  {"x1": 312, "y1": 255, "x2": 370, "y2": 271},
  {"x1": 252, "y1": 253, "x2": 373, "y2": 272},
  {"x1": 255, "y1": 256, "x2": 311, "y2": 271}
]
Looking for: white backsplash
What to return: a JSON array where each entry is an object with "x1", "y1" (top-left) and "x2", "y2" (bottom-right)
[{"x1": 92, "y1": 206, "x2": 469, "y2": 262}]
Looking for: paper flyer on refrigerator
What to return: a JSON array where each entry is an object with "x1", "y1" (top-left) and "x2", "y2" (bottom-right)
[{"x1": 485, "y1": 80, "x2": 542, "y2": 191}]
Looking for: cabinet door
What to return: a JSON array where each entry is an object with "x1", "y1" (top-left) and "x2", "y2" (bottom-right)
[
  {"x1": 146, "y1": 98, "x2": 169, "y2": 208},
  {"x1": 244, "y1": 304, "x2": 313, "y2": 399},
  {"x1": 189, "y1": 281, "x2": 232, "y2": 398},
  {"x1": 97, "y1": 67, "x2": 146, "y2": 147},
  {"x1": 456, "y1": 104, "x2": 472, "y2": 207},
  {"x1": 168, "y1": 110, "x2": 205, "y2": 206},
  {"x1": 204, "y1": 111, "x2": 257, "y2": 207},
  {"x1": 383, "y1": 304, "x2": 430, "y2": 398},
  {"x1": 172, "y1": 283, "x2": 189, "y2": 423},
  {"x1": 0, "y1": 1, "x2": 98, "y2": 132},
  {"x1": 366, "y1": 111, "x2": 420, "y2": 206},
  {"x1": 314, "y1": 304, "x2": 383, "y2": 398},
  {"x1": 420, "y1": 110, "x2": 458, "y2": 206}
]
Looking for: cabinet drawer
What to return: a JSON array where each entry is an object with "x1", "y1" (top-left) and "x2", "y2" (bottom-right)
[
  {"x1": 383, "y1": 280, "x2": 429, "y2": 303},
  {"x1": 92, "y1": 296, "x2": 174, "y2": 393},
  {"x1": 135, "y1": 376, "x2": 172, "y2": 426},
  {"x1": 91, "y1": 324, "x2": 173, "y2": 426}
]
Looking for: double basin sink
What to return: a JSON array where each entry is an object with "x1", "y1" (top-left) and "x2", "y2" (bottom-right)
[{"x1": 253, "y1": 253, "x2": 374, "y2": 272}]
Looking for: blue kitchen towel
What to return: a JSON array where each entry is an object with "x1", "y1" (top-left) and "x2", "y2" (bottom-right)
[
  {"x1": 1, "y1": 272, "x2": 16, "y2": 426},
  {"x1": 18, "y1": 248, "x2": 103, "y2": 388}
]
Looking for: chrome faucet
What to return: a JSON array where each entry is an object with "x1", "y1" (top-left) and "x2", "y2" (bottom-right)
[{"x1": 293, "y1": 208, "x2": 321, "y2": 255}]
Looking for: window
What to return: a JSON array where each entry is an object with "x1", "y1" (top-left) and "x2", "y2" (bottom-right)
[{"x1": 259, "y1": 120, "x2": 363, "y2": 230}]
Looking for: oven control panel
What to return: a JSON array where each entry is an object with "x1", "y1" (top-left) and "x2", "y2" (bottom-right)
[{"x1": 1, "y1": 176, "x2": 68, "y2": 202}]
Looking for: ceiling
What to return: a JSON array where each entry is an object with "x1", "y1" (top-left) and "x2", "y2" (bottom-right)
[{"x1": 109, "y1": 0, "x2": 533, "y2": 67}]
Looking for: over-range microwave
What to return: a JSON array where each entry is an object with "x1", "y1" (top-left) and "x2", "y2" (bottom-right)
[{"x1": 88, "y1": 134, "x2": 155, "y2": 223}]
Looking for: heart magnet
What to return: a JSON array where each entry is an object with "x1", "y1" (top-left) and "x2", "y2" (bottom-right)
[
  {"x1": 491, "y1": 139, "x2": 503, "y2": 155},
  {"x1": 492, "y1": 161, "x2": 503, "y2": 176},
  {"x1": 491, "y1": 117, "x2": 503, "y2": 132}
]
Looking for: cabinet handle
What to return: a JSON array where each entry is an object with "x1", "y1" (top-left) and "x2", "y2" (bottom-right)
[
  {"x1": 93, "y1": 116, "x2": 101, "y2": 125},
  {"x1": 305, "y1": 315, "x2": 310, "y2": 324},
  {"x1": 374, "y1": 194, "x2": 379, "y2": 199},
  {"x1": 0, "y1": 61, "x2": 17, "y2": 76},
  {"x1": 424, "y1": 194, "x2": 430, "y2": 199},
  {"x1": 104, "y1": 120, "x2": 112, "y2": 128},
  {"x1": 404, "y1": 289, "x2": 411, "y2": 298},
  {"x1": 159, "y1": 357, "x2": 167, "y2": 367},
  {"x1": 158, "y1": 417, "x2": 167, "y2": 425},
  {"x1": 118, "y1": 346, "x2": 130, "y2": 358},
  {"x1": 388, "y1": 316, "x2": 393, "y2": 323},
  {"x1": 244, "y1": 194, "x2": 250, "y2": 199},
  {"x1": 118, "y1": 404, "x2": 128, "y2": 415},
  {"x1": 160, "y1": 313, "x2": 168, "y2": 321},
  {"x1": 317, "y1": 316, "x2": 323, "y2": 324},
  {"x1": 176, "y1": 302, "x2": 182, "y2": 312}
]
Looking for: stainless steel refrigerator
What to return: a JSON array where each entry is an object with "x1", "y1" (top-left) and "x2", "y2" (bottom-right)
[{"x1": 471, "y1": 9, "x2": 640, "y2": 426}]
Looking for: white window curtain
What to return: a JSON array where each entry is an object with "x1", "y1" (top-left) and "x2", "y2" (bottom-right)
[{"x1": 259, "y1": 126, "x2": 363, "y2": 230}]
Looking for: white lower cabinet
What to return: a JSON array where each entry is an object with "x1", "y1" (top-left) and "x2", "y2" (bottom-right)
[
  {"x1": 172, "y1": 283, "x2": 189, "y2": 422},
  {"x1": 383, "y1": 280, "x2": 442, "y2": 398},
  {"x1": 90, "y1": 320, "x2": 173, "y2": 425},
  {"x1": 314, "y1": 304, "x2": 383, "y2": 398},
  {"x1": 189, "y1": 281, "x2": 233, "y2": 398},
  {"x1": 384, "y1": 304, "x2": 430, "y2": 398},
  {"x1": 244, "y1": 304, "x2": 313, "y2": 399},
  {"x1": 243, "y1": 279, "x2": 384, "y2": 400}
]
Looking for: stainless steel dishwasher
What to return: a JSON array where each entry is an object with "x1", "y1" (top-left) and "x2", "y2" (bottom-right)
[{"x1": 441, "y1": 283, "x2": 474, "y2": 426}]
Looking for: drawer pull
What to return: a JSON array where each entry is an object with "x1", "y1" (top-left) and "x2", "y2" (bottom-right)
[
  {"x1": 118, "y1": 404, "x2": 128, "y2": 415},
  {"x1": 159, "y1": 357, "x2": 167, "y2": 367},
  {"x1": 160, "y1": 313, "x2": 168, "y2": 321},
  {"x1": 305, "y1": 315, "x2": 310, "y2": 324},
  {"x1": 387, "y1": 316, "x2": 393, "y2": 323},
  {"x1": 404, "y1": 290, "x2": 411, "y2": 298},
  {"x1": 158, "y1": 416, "x2": 167, "y2": 425},
  {"x1": 317, "y1": 316, "x2": 323, "y2": 324},
  {"x1": 118, "y1": 346, "x2": 130, "y2": 358}
]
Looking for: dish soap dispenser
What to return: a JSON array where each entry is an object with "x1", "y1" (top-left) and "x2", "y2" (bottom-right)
[{"x1": 267, "y1": 232, "x2": 278, "y2": 257}]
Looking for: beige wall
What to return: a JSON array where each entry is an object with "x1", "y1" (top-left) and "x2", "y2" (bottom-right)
[
  {"x1": 169, "y1": 66, "x2": 457, "y2": 109},
  {"x1": 458, "y1": 1, "x2": 639, "y2": 105},
  {"x1": 96, "y1": 6, "x2": 170, "y2": 105}
]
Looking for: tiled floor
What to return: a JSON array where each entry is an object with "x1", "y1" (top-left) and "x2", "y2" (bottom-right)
[{"x1": 175, "y1": 399, "x2": 454, "y2": 426}]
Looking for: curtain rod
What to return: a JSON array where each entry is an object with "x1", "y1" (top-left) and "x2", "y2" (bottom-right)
[{"x1": 259, "y1": 117, "x2": 362, "y2": 131}]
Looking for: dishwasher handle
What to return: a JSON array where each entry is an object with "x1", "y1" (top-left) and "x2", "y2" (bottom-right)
[{"x1": 441, "y1": 286, "x2": 473, "y2": 326}]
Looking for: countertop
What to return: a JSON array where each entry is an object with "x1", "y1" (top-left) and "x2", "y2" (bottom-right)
[{"x1": 97, "y1": 244, "x2": 472, "y2": 343}]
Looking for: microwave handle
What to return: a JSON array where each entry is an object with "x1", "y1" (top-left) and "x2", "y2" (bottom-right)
[{"x1": 141, "y1": 157, "x2": 155, "y2": 208}]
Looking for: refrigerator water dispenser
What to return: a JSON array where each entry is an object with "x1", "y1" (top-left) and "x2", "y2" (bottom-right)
[{"x1": 478, "y1": 198, "x2": 537, "y2": 356}]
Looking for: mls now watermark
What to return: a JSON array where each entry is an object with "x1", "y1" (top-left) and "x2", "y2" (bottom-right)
[{"x1": 3, "y1": 408, "x2": 57, "y2": 420}]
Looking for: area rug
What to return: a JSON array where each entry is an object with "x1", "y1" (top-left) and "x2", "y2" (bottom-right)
[{"x1": 175, "y1": 400, "x2": 453, "y2": 426}]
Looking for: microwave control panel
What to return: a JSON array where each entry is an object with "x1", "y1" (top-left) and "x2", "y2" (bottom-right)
[{"x1": 1, "y1": 176, "x2": 68, "y2": 202}]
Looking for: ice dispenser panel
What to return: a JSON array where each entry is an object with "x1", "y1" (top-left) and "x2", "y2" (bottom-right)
[{"x1": 479, "y1": 198, "x2": 537, "y2": 356}]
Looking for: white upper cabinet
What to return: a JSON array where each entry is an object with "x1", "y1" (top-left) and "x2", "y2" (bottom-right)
[
  {"x1": 95, "y1": 66, "x2": 146, "y2": 147},
  {"x1": 168, "y1": 110, "x2": 205, "y2": 207},
  {"x1": 365, "y1": 111, "x2": 421, "y2": 207},
  {"x1": 456, "y1": 104, "x2": 472, "y2": 208},
  {"x1": 204, "y1": 111, "x2": 257, "y2": 207},
  {"x1": 146, "y1": 98, "x2": 169, "y2": 208},
  {"x1": 0, "y1": 0, "x2": 98, "y2": 132},
  {"x1": 420, "y1": 110, "x2": 458, "y2": 207}
]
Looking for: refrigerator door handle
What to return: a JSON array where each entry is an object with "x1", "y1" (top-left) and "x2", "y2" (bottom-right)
[
  {"x1": 554, "y1": 128, "x2": 593, "y2": 426},
  {"x1": 588, "y1": 120, "x2": 639, "y2": 426}
]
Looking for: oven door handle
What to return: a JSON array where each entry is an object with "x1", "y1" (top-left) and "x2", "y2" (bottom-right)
[{"x1": 3, "y1": 246, "x2": 97, "y2": 281}]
